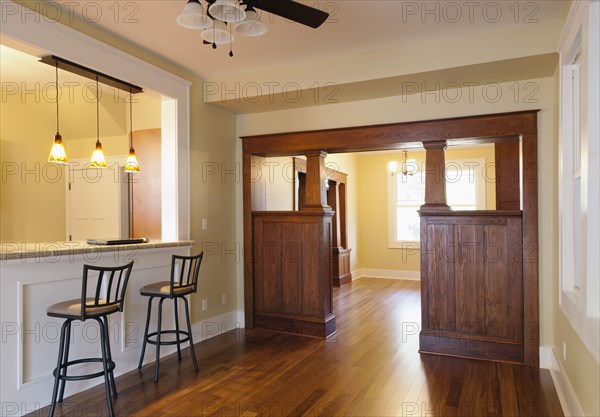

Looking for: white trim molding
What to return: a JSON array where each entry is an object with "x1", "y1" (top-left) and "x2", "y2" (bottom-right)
[
  {"x1": 352, "y1": 269, "x2": 420, "y2": 281},
  {"x1": 540, "y1": 346, "x2": 584, "y2": 417}
]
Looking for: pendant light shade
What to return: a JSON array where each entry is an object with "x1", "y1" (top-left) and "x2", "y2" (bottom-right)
[
  {"x1": 201, "y1": 19, "x2": 233, "y2": 45},
  {"x1": 124, "y1": 148, "x2": 140, "y2": 172},
  {"x1": 90, "y1": 140, "x2": 107, "y2": 168},
  {"x1": 48, "y1": 134, "x2": 68, "y2": 163},
  {"x1": 177, "y1": 0, "x2": 213, "y2": 29},
  {"x1": 208, "y1": 0, "x2": 246, "y2": 23},
  {"x1": 124, "y1": 90, "x2": 140, "y2": 173},
  {"x1": 48, "y1": 62, "x2": 68, "y2": 163},
  {"x1": 235, "y1": 9, "x2": 268, "y2": 37},
  {"x1": 90, "y1": 77, "x2": 107, "y2": 168}
]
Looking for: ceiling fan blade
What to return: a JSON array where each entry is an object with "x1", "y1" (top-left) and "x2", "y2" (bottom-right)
[{"x1": 247, "y1": 0, "x2": 329, "y2": 28}]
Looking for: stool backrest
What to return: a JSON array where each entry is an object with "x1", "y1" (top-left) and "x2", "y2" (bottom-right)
[
  {"x1": 81, "y1": 261, "x2": 134, "y2": 320},
  {"x1": 169, "y1": 252, "x2": 203, "y2": 295}
]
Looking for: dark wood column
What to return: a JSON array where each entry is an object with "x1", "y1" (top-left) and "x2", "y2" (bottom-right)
[
  {"x1": 495, "y1": 141, "x2": 521, "y2": 210},
  {"x1": 421, "y1": 140, "x2": 450, "y2": 212},
  {"x1": 303, "y1": 150, "x2": 331, "y2": 212},
  {"x1": 338, "y1": 183, "x2": 348, "y2": 249},
  {"x1": 327, "y1": 181, "x2": 339, "y2": 248}
]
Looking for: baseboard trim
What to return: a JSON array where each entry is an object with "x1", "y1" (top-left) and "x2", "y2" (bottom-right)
[
  {"x1": 540, "y1": 346, "x2": 584, "y2": 417},
  {"x1": 191, "y1": 309, "x2": 246, "y2": 341},
  {"x1": 352, "y1": 268, "x2": 420, "y2": 281}
]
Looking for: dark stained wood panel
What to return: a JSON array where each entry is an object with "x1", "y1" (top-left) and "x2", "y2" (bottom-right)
[
  {"x1": 241, "y1": 111, "x2": 539, "y2": 156},
  {"x1": 495, "y1": 141, "x2": 521, "y2": 210},
  {"x1": 130, "y1": 128, "x2": 161, "y2": 239},
  {"x1": 420, "y1": 211, "x2": 524, "y2": 363},
  {"x1": 253, "y1": 211, "x2": 335, "y2": 337}
]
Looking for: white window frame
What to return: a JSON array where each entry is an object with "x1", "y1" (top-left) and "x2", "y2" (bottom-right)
[
  {"x1": 558, "y1": 0, "x2": 600, "y2": 363},
  {"x1": 387, "y1": 158, "x2": 487, "y2": 249}
]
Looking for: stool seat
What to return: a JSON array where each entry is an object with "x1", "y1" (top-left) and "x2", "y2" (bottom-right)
[
  {"x1": 140, "y1": 281, "x2": 193, "y2": 297},
  {"x1": 47, "y1": 298, "x2": 117, "y2": 319}
]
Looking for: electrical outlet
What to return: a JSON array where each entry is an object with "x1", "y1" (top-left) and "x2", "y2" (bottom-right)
[
  {"x1": 563, "y1": 341, "x2": 567, "y2": 361},
  {"x1": 221, "y1": 294, "x2": 226, "y2": 305},
  {"x1": 202, "y1": 218, "x2": 208, "y2": 231},
  {"x1": 202, "y1": 299, "x2": 208, "y2": 311}
]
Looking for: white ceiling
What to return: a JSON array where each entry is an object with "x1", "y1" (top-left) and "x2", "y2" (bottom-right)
[{"x1": 49, "y1": 0, "x2": 567, "y2": 80}]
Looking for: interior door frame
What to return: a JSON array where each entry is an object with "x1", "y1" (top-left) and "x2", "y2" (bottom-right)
[{"x1": 241, "y1": 110, "x2": 540, "y2": 366}]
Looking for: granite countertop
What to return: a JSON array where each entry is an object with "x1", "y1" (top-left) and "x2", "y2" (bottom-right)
[{"x1": 0, "y1": 240, "x2": 194, "y2": 261}]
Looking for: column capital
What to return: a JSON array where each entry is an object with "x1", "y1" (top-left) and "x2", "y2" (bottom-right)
[
  {"x1": 305, "y1": 150, "x2": 328, "y2": 159},
  {"x1": 422, "y1": 140, "x2": 447, "y2": 150}
]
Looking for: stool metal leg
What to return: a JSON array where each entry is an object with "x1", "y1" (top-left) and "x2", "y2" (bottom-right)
[
  {"x1": 138, "y1": 296, "x2": 154, "y2": 369},
  {"x1": 57, "y1": 320, "x2": 72, "y2": 403},
  {"x1": 102, "y1": 315, "x2": 118, "y2": 398},
  {"x1": 154, "y1": 298, "x2": 165, "y2": 382},
  {"x1": 48, "y1": 320, "x2": 69, "y2": 417},
  {"x1": 174, "y1": 297, "x2": 182, "y2": 361},
  {"x1": 97, "y1": 318, "x2": 115, "y2": 417},
  {"x1": 182, "y1": 296, "x2": 199, "y2": 373}
]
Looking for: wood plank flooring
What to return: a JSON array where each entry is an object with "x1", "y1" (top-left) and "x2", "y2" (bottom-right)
[{"x1": 27, "y1": 278, "x2": 564, "y2": 417}]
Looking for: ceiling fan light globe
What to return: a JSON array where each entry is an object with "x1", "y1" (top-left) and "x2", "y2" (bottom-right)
[
  {"x1": 235, "y1": 21, "x2": 268, "y2": 37},
  {"x1": 200, "y1": 20, "x2": 233, "y2": 44},
  {"x1": 208, "y1": 0, "x2": 246, "y2": 23},
  {"x1": 177, "y1": 0, "x2": 213, "y2": 29},
  {"x1": 235, "y1": 10, "x2": 267, "y2": 37}
]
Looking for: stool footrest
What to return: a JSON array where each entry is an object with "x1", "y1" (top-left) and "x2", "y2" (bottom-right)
[
  {"x1": 146, "y1": 329, "x2": 191, "y2": 346},
  {"x1": 52, "y1": 358, "x2": 116, "y2": 381}
]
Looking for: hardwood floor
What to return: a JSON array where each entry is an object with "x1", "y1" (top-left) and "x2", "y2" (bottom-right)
[{"x1": 28, "y1": 278, "x2": 564, "y2": 417}]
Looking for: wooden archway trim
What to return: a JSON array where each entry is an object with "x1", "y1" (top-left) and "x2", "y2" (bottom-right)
[
  {"x1": 241, "y1": 110, "x2": 539, "y2": 366},
  {"x1": 241, "y1": 110, "x2": 537, "y2": 156}
]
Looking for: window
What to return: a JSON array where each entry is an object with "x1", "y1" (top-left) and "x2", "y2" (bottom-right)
[
  {"x1": 388, "y1": 158, "x2": 487, "y2": 248},
  {"x1": 558, "y1": 0, "x2": 599, "y2": 362}
]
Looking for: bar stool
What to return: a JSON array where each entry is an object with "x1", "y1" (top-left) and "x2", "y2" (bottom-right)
[
  {"x1": 46, "y1": 261, "x2": 134, "y2": 417},
  {"x1": 137, "y1": 252, "x2": 203, "y2": 382}
]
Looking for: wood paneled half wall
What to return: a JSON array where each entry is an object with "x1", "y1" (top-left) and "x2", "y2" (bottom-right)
[{"x1": 241, "y1": 110, "x2": 539, "y2": 367}]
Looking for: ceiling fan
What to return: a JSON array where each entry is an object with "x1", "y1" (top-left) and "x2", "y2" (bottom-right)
[{"x1": 177, "y1": 0, "x2": 330, "y2": 55}]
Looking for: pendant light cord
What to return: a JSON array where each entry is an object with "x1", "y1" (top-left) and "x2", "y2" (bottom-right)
[
  {"x1": 55, "y1": 62, "x2": 59, "y2": 134},
  {"x1": 96, "y1": 76, "x2": 99, "y2": 141},
  {"x1": 129, "y1": 89, "x2": 133, "y2": 147}
]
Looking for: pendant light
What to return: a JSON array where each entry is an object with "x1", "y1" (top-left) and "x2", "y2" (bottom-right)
[
  {"x1": 90, "y1": 76, "x2": 107, "y2": 168},
  {"x1": 48, "y1": 62, "x2": 68, "y2": 163},
  {"x1": 124, "y1": 89, "x2": 140, "y2": 172}
]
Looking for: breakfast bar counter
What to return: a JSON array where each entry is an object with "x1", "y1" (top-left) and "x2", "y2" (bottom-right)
[{"x1": 0, "y1": 240, "x2": 193, "y2": 416}]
